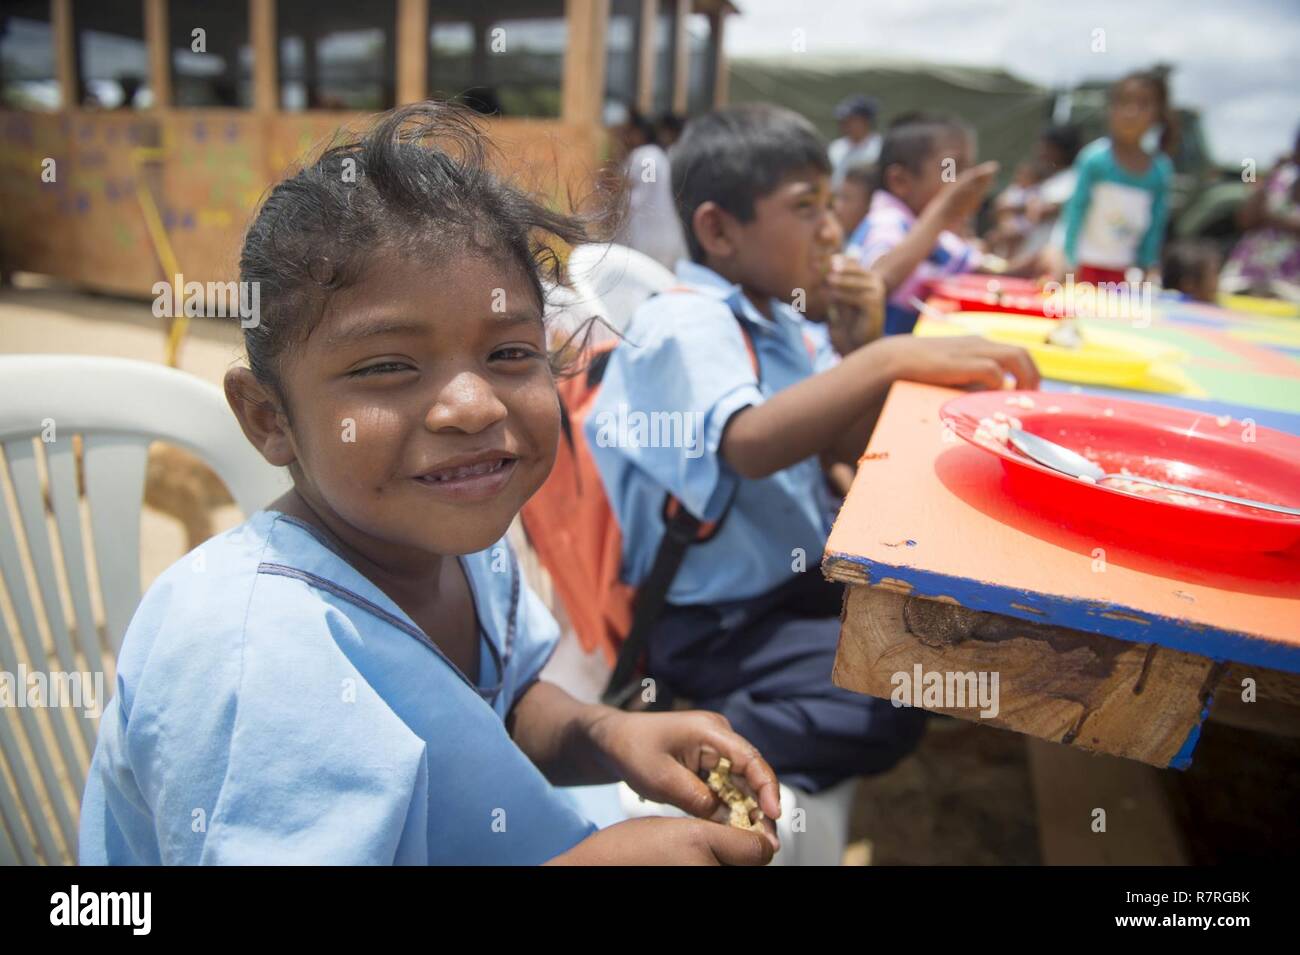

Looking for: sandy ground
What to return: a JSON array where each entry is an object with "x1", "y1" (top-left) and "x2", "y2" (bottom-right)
[{"x1": 5, "y1": 278, "x2": 1294, "y2": 866}]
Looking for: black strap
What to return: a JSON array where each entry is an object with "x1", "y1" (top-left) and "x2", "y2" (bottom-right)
[
  {"x1": 598, "y1": 288, "x2": 758, "y2": 709},
  {"x1": 601, "y1": 500, "x2": 703, "y2": 708}
]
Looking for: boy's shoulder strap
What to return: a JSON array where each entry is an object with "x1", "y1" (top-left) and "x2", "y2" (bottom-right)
[{"x1": 600, "y1": 283, "x2": 756, "y2": 709}]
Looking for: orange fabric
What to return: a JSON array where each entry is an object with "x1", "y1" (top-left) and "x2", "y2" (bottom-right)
[{"x1": 521, "y1": 343, "x2": 634, "y2": 665}]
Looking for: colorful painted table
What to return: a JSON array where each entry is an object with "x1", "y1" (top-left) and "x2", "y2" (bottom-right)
[{"x1": 824, "y1": 299, "x2": 1300, "y2": 771}]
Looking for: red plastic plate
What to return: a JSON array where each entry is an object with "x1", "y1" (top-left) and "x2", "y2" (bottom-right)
[
  {"x1": 926, "y1": 275, "x2": 1059, "y2": 318},
  {"x1": 940, "y1": 391, "x2": 1300, "y2": 553}
]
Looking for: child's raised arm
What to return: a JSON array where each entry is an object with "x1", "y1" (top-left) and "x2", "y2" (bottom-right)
[
  {"x1": 721, "y1": 333, "x2": 1038, "y2": 479},
  {"x1": 1061, "y1": 151, "x2": 1099, "y2": 269},
  {"x1": 1137, "y1": 159, "x2": 1173, "y2": 272},
  {"x1": 871, "y1": 161, "x2": 999, "y2": 294}
]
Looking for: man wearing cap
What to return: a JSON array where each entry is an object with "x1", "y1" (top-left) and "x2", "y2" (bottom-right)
[{"x1": 829, "y1": 95, "x2": 882, "y2": 189}]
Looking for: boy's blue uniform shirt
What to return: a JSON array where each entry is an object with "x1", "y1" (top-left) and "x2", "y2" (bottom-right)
[
  {"x1": 586, "y1": 259, "x2": 839, "y2": 607},
  {"x1": 79, "y1": 510, "x2": 596, "y2": 865}
]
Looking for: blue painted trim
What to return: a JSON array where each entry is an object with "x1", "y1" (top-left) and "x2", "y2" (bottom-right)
[
  {"x1": 1169, "y1": 698, "x2": 1212, "y2": 770},
  {"x1": 824, "y1": 552, "x2": 1300, "y2": 674}
]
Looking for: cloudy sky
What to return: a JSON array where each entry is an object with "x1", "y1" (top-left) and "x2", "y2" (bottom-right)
[{"x1": 724, "y1": 0, "x2": 1300, "y2": 166}]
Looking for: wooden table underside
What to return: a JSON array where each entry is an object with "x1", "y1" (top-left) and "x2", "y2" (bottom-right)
[{"x1": 829, "y1": 581, "x2": 1300, "y2": 769}]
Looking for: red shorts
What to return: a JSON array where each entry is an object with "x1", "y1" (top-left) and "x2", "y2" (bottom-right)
[{"x1": 1076, "y1": 264, "x2": 1129, "y2": 285}]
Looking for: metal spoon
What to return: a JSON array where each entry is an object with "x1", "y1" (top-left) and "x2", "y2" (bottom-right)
[{"x1": 1007, "y1": 427, "x2": 1300, "y2": 517}]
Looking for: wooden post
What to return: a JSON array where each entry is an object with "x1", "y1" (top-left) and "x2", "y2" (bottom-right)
[
  {"x1": 51, "y1": 0, "x2": 77, "y2": 109},
  {"x1": 144, "y1": 0, "x2": 171, "y2": 108},
  {"x1": 561, "y1": 0, "x2": 609, "y2": 127},
  {"x1": 250, "y1": 0, "x2": 277, "y2": 112},
  {"x1": 470, "y1": 18, "x2": 488, "y2": 90},
  {"x1": 635, "y1": 0, "x2": 657, "y2": 114},
  {"x1": 670, "y1": 0, "x2": 688, "y2": 114},
  {"x1": 709, "y1": 9, "x2": 728, "y2": 108},
  {"x1": 396, "y1": 0, "x2": 428, "y2": 105}
]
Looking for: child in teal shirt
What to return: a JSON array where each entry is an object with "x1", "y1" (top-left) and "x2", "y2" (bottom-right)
[{"x1": 1062, "y1": 71, "x2": 1175, "y2": 285}]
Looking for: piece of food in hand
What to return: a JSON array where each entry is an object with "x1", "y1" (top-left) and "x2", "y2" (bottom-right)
[{"x1": 704, "y1": 757, "x2": 764, "y2": 831}]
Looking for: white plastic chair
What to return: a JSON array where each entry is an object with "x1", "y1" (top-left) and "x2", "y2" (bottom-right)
[
  {"x1": 566, "y1": 243, "x2": 677, "y2": 333},
  {"x1": 0, "y1": 355, "x2": 287, "y2": 864},
  {"x1": 542, "y1": 277, "x2": 617, "y2": 352}
]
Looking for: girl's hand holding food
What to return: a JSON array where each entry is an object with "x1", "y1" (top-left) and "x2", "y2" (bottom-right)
[
  {"x1": 546, "y1": 816, "x2": 776, "y2": 866},
  {"x1": 587, "y1": 708, "x2": 782, "y2": 852}
]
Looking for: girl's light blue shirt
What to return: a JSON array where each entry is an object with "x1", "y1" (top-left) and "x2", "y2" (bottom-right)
[{"x1": 78, "y1": 510, "x2": 596, "y2": 865}]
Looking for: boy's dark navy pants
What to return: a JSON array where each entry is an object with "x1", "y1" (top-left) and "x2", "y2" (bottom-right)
[{"x1": 647, "y1": 569, "x2": 927, "y2": 793}]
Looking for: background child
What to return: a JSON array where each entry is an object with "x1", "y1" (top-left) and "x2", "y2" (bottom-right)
[
  {"x1": 832, "y1": 162, "x2": 876, "y2": 240},
  {"x1": 1219, "y1": 126, "x2": 1300, "y2": 302},
  {"x1": 849, "y1": 113, "x2": 1000, "y2": 334},
  {"x1": 1016, "y1": 124, "x2": 1083, "y2": 266},
  {"x1": 79, "y1": 103, "x2": 782, "y2": 866},
  {"x1": 609, "y1": 104, "x2": 689, "y2": 270},
  {"x1": 1061, "y1": 70, "x2": 1176, "y2": 285},
  {"x1": 593, "y1": 104, "x2": 1038, "y2": 797},
  {"x1": 987, "y1": 160, "x2": 1046, "y2": 259},
  {"x1": 1162, "y1": 239, "x2": 1222, "y2": 303},
  {"x1": 828, "y1": 94, "x2": 882, "y2": 189}
]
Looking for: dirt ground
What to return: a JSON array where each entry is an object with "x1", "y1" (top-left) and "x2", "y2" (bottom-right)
[
  {"x1": 3, "y1": 277, "x2": 1296, "y2": 866},
  {"x1": 848, "y1": 717, "x2": 1041, "y2": 865}
]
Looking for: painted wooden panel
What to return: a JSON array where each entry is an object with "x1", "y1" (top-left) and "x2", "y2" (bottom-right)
[
  {"x1": 2, "y1": 109, "x2": 603, "y2": 294},
  {"x1": 823, "y1": 380, "x2": 1300, "y2": 673}
]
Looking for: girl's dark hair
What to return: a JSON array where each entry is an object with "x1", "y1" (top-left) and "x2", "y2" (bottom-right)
[
  {"x1": 238, "y1": 101, "x2": 591, "y2": 397},
  {"x1": 1113, "y1": 70, "x2": 1179, "y2": 155}
]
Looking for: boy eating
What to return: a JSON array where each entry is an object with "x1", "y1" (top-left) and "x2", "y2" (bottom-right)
[{"x1": 586, "y1": 104, "x2": 1036, "y2": 795}]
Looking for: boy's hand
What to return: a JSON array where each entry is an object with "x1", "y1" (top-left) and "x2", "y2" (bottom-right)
[
  {"x1": 588, "y1": 709, "x2": 782, "y2": 849},
  {"x1": 826, "y1": 256, "x2": 886, "y2": 352},
  {"x1": 546, "y1": 817, "x2": 775, "y2": 866},
  {"x1": 936, "y1": 161, "x2": 1000, "y2": 226},
  {"x1": 878, "y1": 334, "x2": 1040, "y2": 391}
]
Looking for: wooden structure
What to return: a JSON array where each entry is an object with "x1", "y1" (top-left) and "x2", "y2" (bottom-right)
[
  {"x1": 826, "y1": 379, "x2": 1300, "y2": 767},
  {"x1": 826, "y1": 367, "x2": 1300, "y2": 862},
  {"x1": 0, "y1": 0, "x2": 737, "y2": 297}
]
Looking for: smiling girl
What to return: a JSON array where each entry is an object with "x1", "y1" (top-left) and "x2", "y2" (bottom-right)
[{"x1": 78, "y1": 103, "x2": 780, "y2": 866}]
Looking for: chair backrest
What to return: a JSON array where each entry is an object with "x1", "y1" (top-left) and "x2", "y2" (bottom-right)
[
  {"x1": 566, "y1": 243, "x2": 677, "y2": 333},
  {"x1": 0, "y1": 354, "x2": 288, "y2": 864},
  {"x1": 543, "y1": 275, "x2": 617, "y2": 352}
]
